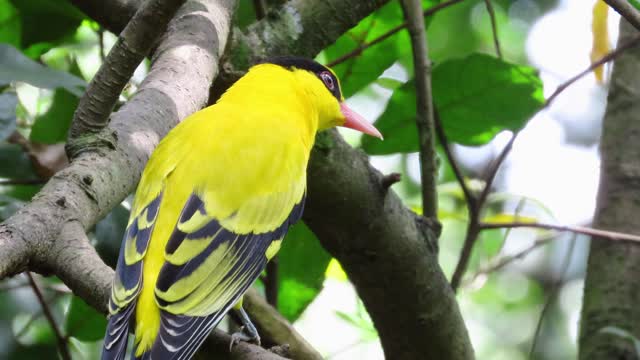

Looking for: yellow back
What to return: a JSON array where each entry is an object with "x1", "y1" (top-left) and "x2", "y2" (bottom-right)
[{"x1": 128, "y1": 63, "x2": 323, "y2": 351}]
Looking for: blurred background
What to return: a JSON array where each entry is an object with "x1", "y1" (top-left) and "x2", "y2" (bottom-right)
[{"x1": 0, "y1": 0, "x2": 620, "y2": 358}]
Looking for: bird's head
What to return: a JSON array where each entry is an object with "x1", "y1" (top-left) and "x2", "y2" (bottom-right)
[{"x1": 261, "y1": 56, "x2": 383, "y2": 139}]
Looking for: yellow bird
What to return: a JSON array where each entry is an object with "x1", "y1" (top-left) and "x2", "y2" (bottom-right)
[{"x1": 102, "y1": 56, "x2": 381, "y2": 360}]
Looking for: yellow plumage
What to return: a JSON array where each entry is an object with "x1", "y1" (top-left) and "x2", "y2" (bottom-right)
[{"x1": 102, "y1": 57, "x2": 381, "y2": 360}]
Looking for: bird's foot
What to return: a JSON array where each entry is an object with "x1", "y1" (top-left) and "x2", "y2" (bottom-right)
[{"x1": 229, "y1": 326, "x2": 261, "y2": 351}]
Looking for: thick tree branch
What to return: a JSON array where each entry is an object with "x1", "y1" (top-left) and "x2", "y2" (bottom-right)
[
  {"x1": 400, "y1": 0, "x2": 439, "y2": 220},
  {"x1": 69, "y1": 0, "x2": 139, "y2": 35},
  {"x1": 67, "y1": 0, "x2": 186, "y2": 145},
  {"x1": 305, "y1": 131, "x2": 473, "y2": 360},
  {"x1": 579, "y1": 19, "x2": 640, "y2": 359}
]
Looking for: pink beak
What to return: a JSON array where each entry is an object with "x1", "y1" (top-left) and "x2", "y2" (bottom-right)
[{"x1": 340, "y1": 103, "x2": 383, "y2": 139}]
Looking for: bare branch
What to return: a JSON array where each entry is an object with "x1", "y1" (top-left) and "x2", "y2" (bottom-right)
[
  {"x1": 452, "y1": 28, "x2": 640, "y2": 293},
  {"x1": 546, "y1": 33, "x2": 640, "y2": 106},
  {"x1": 529, "y1": 236, "x2": 576, "y2": 358},
  {"x1": 326, "y1": 0, "x2": 467, "y2": 67},
  {"x1": 434, "y1": 109, "x2": 476, "y2": 210},
  {"x1": 26, "y1": 272, "x2": 71, "y2": 360},
  {"x1": 243, "y1": 289, "x2": 323, "y2": 360},
  {"x1": 465, "y1": 236, "x2": 552, "y2": 287},
  {"x1": 480, "y1": 221, "x2": 640, "y2": 243},
  {"x1": 450, "y1": 133, "x2": 516, "y2": 291},
  {"x1": 67, "y1": 0, "x2": 187, "y2": 146},
  {"x1": 604, "y1": 0, "x2": 640, "y2": 31},
  {"x1": 483, "y1": 0, "x2": 502, "y2": 58},
  {"x1": 400, "y1": 0, "x2": 439, "y2": 219}
]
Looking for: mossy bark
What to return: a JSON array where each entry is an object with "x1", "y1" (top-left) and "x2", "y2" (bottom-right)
[{"x1": 579, "y1": 19, "x2": 640, "y2": 360}]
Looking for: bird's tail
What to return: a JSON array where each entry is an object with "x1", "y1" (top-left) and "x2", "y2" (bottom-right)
[{"x1": 102, "y1": 303, "x2": 135, "y2": 360}]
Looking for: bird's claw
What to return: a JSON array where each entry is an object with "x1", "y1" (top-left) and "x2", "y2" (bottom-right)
[{"x1": 229, "y1": 326, "x2": 261, "y2": 351}]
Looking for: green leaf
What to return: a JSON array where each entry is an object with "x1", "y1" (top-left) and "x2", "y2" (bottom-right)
[
  {"x1": 323, "y1": 2, "x2": 412, "y2": 98},
  {"x1": 277, "y1": 222, "x2": 331, "y2": 321},
  {"x1": 9, "y1": 0, "x2": 85, "y2": 57},
  {"x1": 629, "y1": 0, "x2": 640, "y2": 11},
  {"x1": 30, "y1": 89, "x2": 78, "y2": 143},
  {"x1": 0, "y1": 44, "x2": 86, "y2": 96},
  {"x1": 0, "y1": 91, "x2": 17, "y2": 139},
  {"x1": 64, "y1": 295, "x2": 107, "y2": 342},
  {"x1": 362, "y1": 53, "x2": 544, "y2": 154},
  {"x1": 0, "y1": 0, "x2": 21, "y2": 47}
]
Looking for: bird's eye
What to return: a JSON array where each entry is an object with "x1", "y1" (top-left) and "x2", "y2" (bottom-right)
[{"x1": 319, "y1": 71, "x2": 335, "y2": 91}]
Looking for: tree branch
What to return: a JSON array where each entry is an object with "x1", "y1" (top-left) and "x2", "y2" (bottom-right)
[
  {"x1": 480, "y1": 221, "x2": 640, "y2": 242},
  {"x1": 604, "y1": 0, "x2": 640, "y2": 31},
  {"x1": 69, "y1": 0, "x2": 139, "y2": 35},
  {"x1": 546, "y1": 33, "x2": 640, "y2": 106},
  {"x1": 326, "y1": 0, "x2": 467, "y2": 67},
  {"x1": 483, "y1": 0, "x2": 501, "y2": 58},
  {"x1": 434, "y1": 109, "x2": 476, "y2": 209},
  {"x1": 304, "y1": 131, "x2": 473, "y2": 359},
  {"x1": 67, "y1": 0, "x2": 187, "y2": 146},
  {"x1": 26, "y1": 272, "x2": 71, "y2": 360},
  {"x1": 451, "y1": 28, "x2": 640, "y2": 292},
  {"x1": 450, "y1": 133, "x2": 516, "y2": 291},
  {"x1": 579, "y1": 19, "x2": 640, "y2": 359},
  {"x1": 243, "y1": 289, "x2": 323, "y2": 360},
  {"x1": 400, "y1": 0, "x2": 439, "y2": 220}
]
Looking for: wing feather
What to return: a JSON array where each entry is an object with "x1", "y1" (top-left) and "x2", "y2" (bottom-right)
[
  {"x1": 146, "y1": 191, "x2": 305, "y2": 359},
  {"x1": 103, "y1": 192, "x2": 163, "y2": 358}
]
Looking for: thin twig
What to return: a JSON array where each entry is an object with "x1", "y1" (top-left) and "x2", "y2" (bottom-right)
[
  {"x1": 480, "y1": 221, "x2": 640, "y2": 242},
  {"x1": 450, "y1": 133, "x2": 516, "y2": 291},
  {"x1": 483, "y1": 0, "x2": 502, "y2": 58},
  {"x1": 253, "y1": 0, "x2": 267, "y2": 20},
  {"x1": 434, "y1": 109, "x2": 476, "y2": 209},
  {"x1": 546, "y1": 33, "x2": 640, "y2": 106},
  {"x1": 26, "y1": 272, "x2": 71, "y2": 360},
  {"x1": 529, "y1": 235, "x2": 576, "y2": 359},
  {"x1": 401, "y1": 0, "x2": 439, "y2": 219},
  {"x1": 326, "y1": 0, "x2": 467, "y2": 67},
  {"x1": 604, "y1": 0, "x2": 640, "y2": 31},
  {"x1": 452, "y1": 31, "x2": 640, "y2": 291},
  {"x1": 466, "y1": 236, "x2": 553, "y2": 287}
]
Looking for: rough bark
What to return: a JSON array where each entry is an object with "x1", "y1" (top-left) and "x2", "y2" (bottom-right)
[
  {"x1": 579, "y1": 19, "x2": 640, "y2": 360},
  {"x1": 67, "y1": 0, "x2": 187, "y2": 144},
  {"x1": 305, "y1": 131, "x2": 473, "y2": 360},
  {"x1": 69, "y1": 0, "x2": 140, "y2": 35}
]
